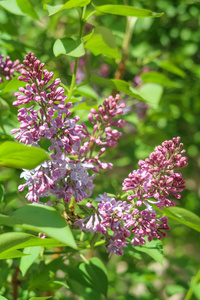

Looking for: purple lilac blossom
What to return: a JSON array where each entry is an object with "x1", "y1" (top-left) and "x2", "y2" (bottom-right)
[
  {"x1": 75, "y1": 138, "x2": 187, "y2": 256},
  {"x1": 84, "y1": 94, "x2": 126, "y2": 170},
  {"x1": 74, "y1": 192, "x2": 169, "y2": 256},
  {"x1": 0, "y1": 55, "x2": 22, "y2": 83},
  {"x1": 12, "y1": 53, "x2": 125, "y2": 204},
  {"x1": 11, "y1": 53, "x2": 93, "y2": 203},
  {"x1": 122, "y1": 137, "x2": 188, "y2": 209}
]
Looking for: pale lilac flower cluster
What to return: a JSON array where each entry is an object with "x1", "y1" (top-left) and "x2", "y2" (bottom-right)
[
  {"x1": 11, "y1": 53, "x2": 93, "y2": 203},
  {"x1": 11, "y1": 53, "x2": 124, "y2": 203},
  {"x1": 75, "y1": 138, "x2": 187, "y2": 256},
  {"x1": 122, "y1": 137, "x2": 188, "y2": 209},
  {"x1": 82, "y1": 94, "x2": 125, "y2": 170},
  {"x1": 0, "y1": 55, "x2": 22, "y2": 83},
  {"x1": 75, "y1": 193, "x2": 169, "y2": 256}
]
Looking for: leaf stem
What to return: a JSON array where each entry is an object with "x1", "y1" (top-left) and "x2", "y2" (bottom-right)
[
  {"x1": 184, "y1": 268, "x2": 200, "y2": 300},
  {"x1": 68, "y1": 6, "x2": 87, "y2": 100}
]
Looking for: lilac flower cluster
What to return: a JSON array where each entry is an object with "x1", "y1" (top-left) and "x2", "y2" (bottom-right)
[
  {"x1": 122, "y1": 137, "x2": 188, "y2": 209},
  {"x1": 84, "y1": 94, "x2": 125, "y2": 170},
  {"x1": 0, "y1": 55, "x2": 22, "y2": 83},
  {"x1": 11, "y1": 53, "x2": 124, "y2": 203},
  {"x1": 75, "y1": 138, "x2": 187, "y2": 256},
  {"x1": 10, "y1": 53, "x2": 188, "y2": 257}
]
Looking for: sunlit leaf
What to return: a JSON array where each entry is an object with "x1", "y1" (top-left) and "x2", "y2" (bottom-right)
[
  {"x1": 16, "y1": 0, "x2": 39, "y2": 20},
  {"x1": 0, "y1": 141, "x2": 50, "y2": 169},
  {"x1": 0, "y1": 204, "x2": 77, "y2": 248},
  {"x1": 0, "y1": 232, "x2": 33, "y2": 254},
  {"x1": 139, "y1": 83, "x2": 164, "y2": 108},
  {"x1": 19, "y1": 247, "x2": 41, "y2": 276},
  {"x1": 90, "y1": 75, "x2": 148, "y2": 101},
  {"x1": 94, "y1": 5, "x2": 163, "y2": 18},
  {"x1": 0, "y1": 0, "x2": 38, "y2": 19},
  {"x1": 162, "y1": 206, "x2": 200, "y2": 232},
  {"x1": 0, "y1": 0, "x2": 24, "y2": 15},
  {"x1": 166, "y1": 284, "x2": 186, "y2": 296},
  {"x1": 0, "y1": 249, "x2": 28, "y2": 259},
  {"x1": 160, "y1": 61, "x2": 186, "y2": 78},
  {"x1": 134, "y1": 239, "x2": 163, "y2": 265},
  {"x1": 141, "y1": 72, "x2": 180, "y2": 87},
  {"x1": 0, "y1": 183, "x2": 4, "y2": 203},
  {"x1": 53, "y1": 38, "x2": 85, "y2": 57},
  {"x1": 0, "y1": 295, "x2": 9, "y2": 300},
  {"x1": 2, "y1": 76, "x2": 26, "y2": 94},
  {"x1": 75, "y1": 85, "x2": 99, "y2": 99},
  {"x1": 0, "y1": 232, "x2": 65, "y2": 261},
  {"x1": 84, "y1": 27, "x2": 119, "y2": 59},
  {"x1": 45, "y1": 0, "x2": 91, "y2": 16}
]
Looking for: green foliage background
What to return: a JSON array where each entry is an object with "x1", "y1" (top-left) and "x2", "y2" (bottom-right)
[{"x1": 0, "y1": 0, "x2": 200, "y2": 299}]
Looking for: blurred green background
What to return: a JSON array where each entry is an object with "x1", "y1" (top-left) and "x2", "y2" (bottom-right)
[{"x1": 0, "y1": 0, "x2": 200, "y2": 299}]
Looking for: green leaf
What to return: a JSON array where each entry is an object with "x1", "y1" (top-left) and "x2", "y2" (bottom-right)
[
  {"x1": 0, "y1": 204, "x2": 77, "y2": 248},
  {"x1": 53, "y1": 38, "x2": 85, "y2": 57},
  {"x1": 45, "y1": 0, "x2": 91, "y2": 16},
  {"x1": 139, "y1": 83, "x2": 163, "y2": 108},
  {"x1": 0, "y1": 296, "x2": 9, "y2": 300},
  {"x1": 0, "y1": 141, "x2": 50, "y2": 169},
  {"x1": 79, "y1": 257, "x2": 108, "y2": 296},
  {"x1": 166, "y1": 284, "x2": 186, "y2": 296},
  {"x1": 0, "y1": 232, "x2": 34, "y2": 254},
  {"x1": 72, "y1": 101, "x2": 98, "y2": 112},
  {"x1": 0, "y1": 0, "x2": 25, "y2": 15},
  {"x1": 0, "y1": 183, "x2": 4, "y2": 203},
  {"x1": 84, "y1": 27, "x2": 119, "y2": 59},
  {"x1": 0, "y1": 232, "x2": 65, "y2": 260},
  {"x1": 29, "y1": 257, "x2": 65, "y2": 290},
  {"x1": 2, "y1": 76, "x2": 26, "y2": 94},
  {"x1": 134, "y1": 239, "x2": 163, "y2": 265},
  {"x1": 192, "y1": 283, "x2": 200, "y2": 300},
  {"x1": 0, "y1": 0, "x2": 38, "y2": 19},
  {"x1": 29, "y1": 297, "x2": 52, "y2": 300},
  {"x1": 160, "y1": 61, "x2": 186, "y2": 78},
  {"x1": 0, "y1": 249, "x2": 28, "y2": 259},
  {"x1": 19, "y1": 247, "x2": 41, "y2": 276},
  {"x1": 16, "y1": 0, "x2": 39, "y2": 20},
  {"x1": 51, "y1": 280, "x2": 69, "y2": 289},
  {"x1": 161, "y1": 206, "x2": 200, "y2": 232},
  {"x1": 44, "y1": 4, "x2": 63, "y2": 16},
  {"x1": 0, "y1": 98, "x2": 9, "y2": 112},
  {"x1": 141, "y1": 72, "x2": 180, "y2": 87},
  {"x1": 90, "y1": 75, "x2": 148, "y2": 101},
  {"x1": 75, "y1": 85, "x2": 99, "y2": 99},
  {"x1": 94, "y1": 5, "x2": 163, "y2": 18}
]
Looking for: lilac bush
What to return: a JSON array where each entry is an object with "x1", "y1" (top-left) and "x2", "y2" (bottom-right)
[{"x1": 10, "y1": 53, "x2": 188, "y2": 257}]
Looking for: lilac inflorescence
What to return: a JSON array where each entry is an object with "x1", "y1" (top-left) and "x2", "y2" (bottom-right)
[
  {"x1": 122, "y1": 137, "x2": 188, "y2": 209},
  {"x1": 75, "y1": 138, "x2": 187, "y2": 256},
  {"x1": 12, "y1": 53, "x2": 125, "y2": 204},
  {"x1": 85, "y1": 94, "x2": 125, "y2": 170},
  {"x1": 11, "y1": 53, "x2": 94, "y2": 203},
  {"x1": 0, "y1": 55, "x2": 22, "y2": 83},
  {"x1": 74, "y1": 193, "x2": 170, "y2": 256},
  {"x1": 11, "y1": 53, "x2": 188, "y2": 257}
]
